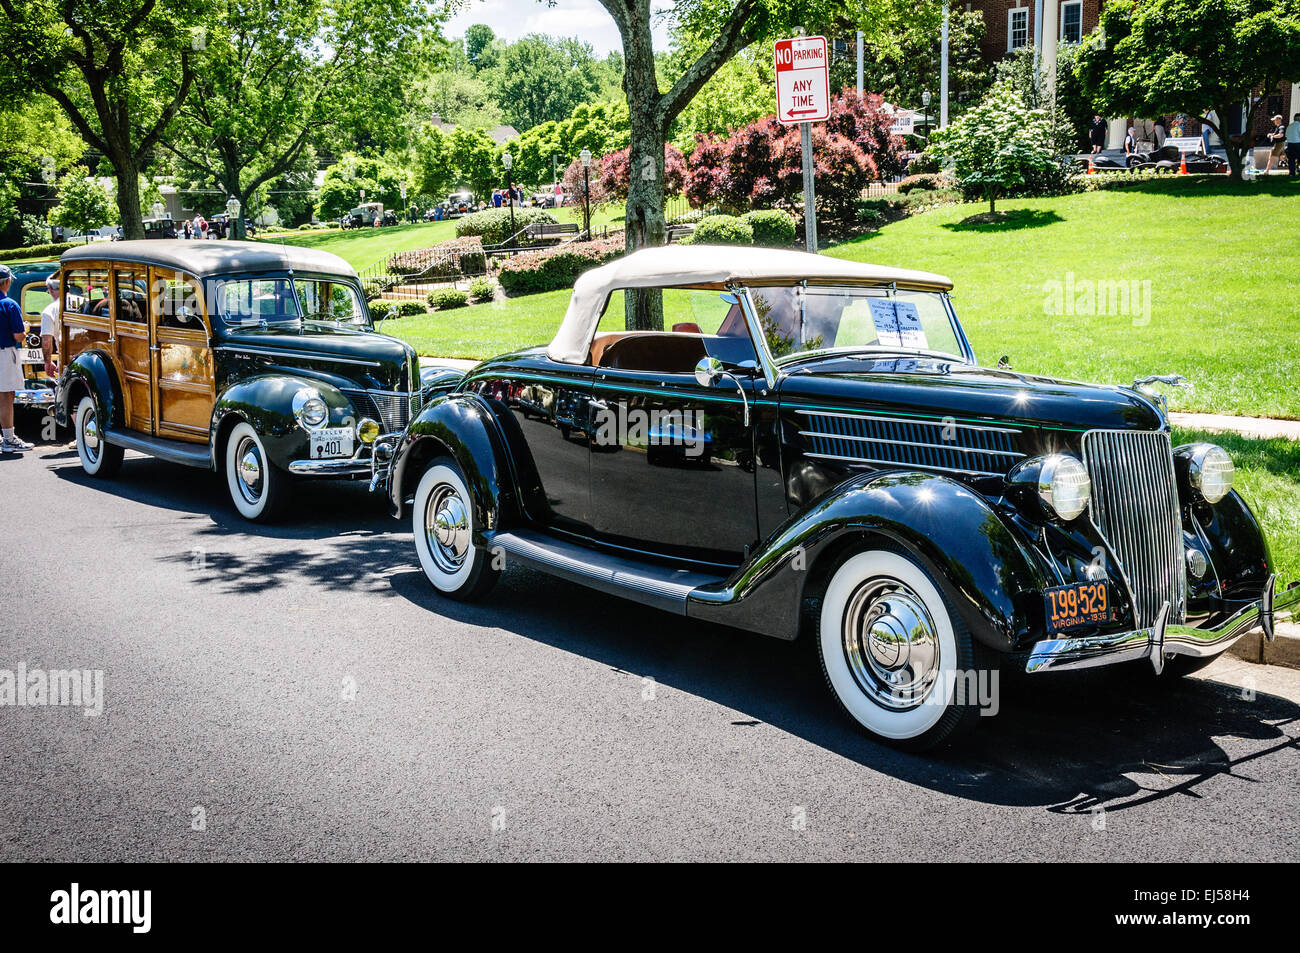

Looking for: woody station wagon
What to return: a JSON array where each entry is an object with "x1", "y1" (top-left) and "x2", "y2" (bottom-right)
[
  {"x1": 54, "y1": 240, "x2": 422, "y2": 520},
  {"x1": 379, "y1": 245, "x2": 1298, "y2": 749}
]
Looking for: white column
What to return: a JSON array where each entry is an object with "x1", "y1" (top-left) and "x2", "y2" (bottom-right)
[
  {"x1": 1041, "y1": 0, "x2": 1059, "y2": 103},
  {"x1": 939, "y1": 1, "x2": 950, "y2": 127},
  {"x1": 856, "y1": 30, "x2": 864, "y2": 94}
]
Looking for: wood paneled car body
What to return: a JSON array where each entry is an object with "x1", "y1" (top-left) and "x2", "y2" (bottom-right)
[
  {"x1": 380, "y1": 246, "x2": 1297, "y2": 749},
  {"x1": 54, "y1": 240, "x2": 422, "y2": 521}
]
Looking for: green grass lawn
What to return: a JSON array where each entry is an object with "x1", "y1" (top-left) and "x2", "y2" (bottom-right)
[
  {"x1": 262, "y1": 203, "x2": 626, "y2": 270},
  {"x1": 826, "y1": 178, "x2": 1300, "y2": 420},
  {"x1": 1172, "y1": 428, "x2": 1300, "y2": 585},
  {"x1": 385, "y1": 180, "x2": 1300, "y2": 421}
]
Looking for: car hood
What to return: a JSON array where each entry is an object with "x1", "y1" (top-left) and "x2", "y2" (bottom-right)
[
  {"x1": 221, "y1": 323, "x2": 417, "y2": 392},
  {"x1": 776, "y1": 355, "x2": 1165, "y2": 435}
]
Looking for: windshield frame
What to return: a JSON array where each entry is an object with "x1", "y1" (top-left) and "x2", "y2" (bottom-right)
[
  {"x1": 734, "y1": 281, "x2": 975, "y2": 382},
  {"x1": 209, "y1": 270, "x2": 373, "y2": 332}
]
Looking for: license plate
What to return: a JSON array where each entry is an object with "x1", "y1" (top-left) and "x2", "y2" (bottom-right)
[
  {"x1": 19, "y1": 348, "x2": 43, "y2": 364},
  {"x1": 309, "y1": 427, "x2": 353, "y2": 459},
  {"x1": 1044, "y1": 581, "x2": 1111, "y2": 634}
]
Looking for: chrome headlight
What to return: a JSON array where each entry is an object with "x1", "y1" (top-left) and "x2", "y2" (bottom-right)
[
  {"x1": 292, "y1": 388, "x2": 328, "y2": 429},
  {"x1": 1038, "y1": 454, "x2": 1092, "y2": 522},
  {"x1": 1187, "y1": 443, "x2": 1234, "y2": 504}
]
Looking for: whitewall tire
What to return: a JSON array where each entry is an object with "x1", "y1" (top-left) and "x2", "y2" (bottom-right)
[
  {"x1": 75, "y1": 396, "x2": 123, "y2": 478},
  {"x1": 412, "y1": 458, "x2": 499, "y2": 601},
  {"x1": 818, "y1": 549, "x2": 982, "y2": 750},
  {"x1": 224, "y1": 421, "x2": 288, "y2": 522}
]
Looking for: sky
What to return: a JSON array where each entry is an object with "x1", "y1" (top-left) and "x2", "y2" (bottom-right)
[{"x1": 442, "y1": 0, "x2": 675, "y2": 57}]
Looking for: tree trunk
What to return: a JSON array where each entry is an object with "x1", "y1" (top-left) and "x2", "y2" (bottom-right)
[
  {"x1": 113, "y1": 155, "x2": 144, "y2": 241},
  {"x1": 620, "y1": 2, "x2": 665, "y2": 331},
  {"x1": 989, "y1": 187, "x2": 996, "y2": 215}
]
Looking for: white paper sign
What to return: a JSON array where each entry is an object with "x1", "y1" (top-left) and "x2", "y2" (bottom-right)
[{"x1": 868, "y1": 299, "x2": 928, "y2": 350}]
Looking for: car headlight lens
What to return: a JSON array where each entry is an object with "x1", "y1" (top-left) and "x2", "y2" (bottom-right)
[
  {"x1": 292, "y1": 388, "x2": 328, "y2": 429},
  {"x1": 1188, "y1": 444, "x2": 1234, "y2": 503},
  {"x1": 1038, "y1": 454, "x2": 1091, "y2": 522},
  {"x1": 356, "y1": 418, "x2": 380, "y2": 444}
]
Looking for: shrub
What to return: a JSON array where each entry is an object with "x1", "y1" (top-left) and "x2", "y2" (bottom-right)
[
  {"x1": 427, "y1": 288, "x2": 468, "y2": 310},
  {"x1": 373, "y1": 300, "x2": 428, "y2": 321},
  {"x1": 0, "y1": 241, "x2": 77, "y2": 260},
  {"x1": 900, "y1": 188, "x2": 963, "y2": 210},
  {"x1": 298, "y1": 223, "x2": 315, "y2": 230},
  {"x1": 497, "y1": 237, "x2": 624, "y2": 295},
  {"x1": 455, "y1": 207, "x2": 557, "y2": 246},
  {"x1": 856, "y1": 208, "x2": 884, "y2": 228},
  {"x1": 666, "y1": 208, "x2": 706, "y2": 226},
  {"x1": 907, "y1": 152, "x2": 941, "y2": 175},
  {"x1": 742, "y1": 210, "x2": 796, "y2": 247},
  {"x1": 468, "y1": 277, "x2": 495, "y2": 302},
  {"x1": 685, "y1": 214, "x2": 753, "y2": 246},
  {"x1": 598, "y1": 144, "x2": 687, "y2": 203},
  {"x1": 389, "y1": 236, "x2": 486, "y2": 278},
  {"x1": 897, "y1": 173, "x2": 952, "y2": 194}
]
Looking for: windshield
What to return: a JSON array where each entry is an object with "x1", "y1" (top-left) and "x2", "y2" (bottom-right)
[
  {"x1": 742, "y1": 284, "x2": 966, "y2": 362},
  {"x1": 213, "y1": 275, "x2": 370, "y2": 329}
]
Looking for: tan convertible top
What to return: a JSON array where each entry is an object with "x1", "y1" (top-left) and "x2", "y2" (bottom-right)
[
  {"x1": 61, "y1": 239, "x2": 358, "y2": 280},
  {"x1": 546, "y1": 244, "x2": 954, "y2": 364}
]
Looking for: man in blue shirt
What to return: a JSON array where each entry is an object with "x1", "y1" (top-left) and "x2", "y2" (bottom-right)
[{"x1": 0, "y1": 265, "x2": 36, "y2": 451}]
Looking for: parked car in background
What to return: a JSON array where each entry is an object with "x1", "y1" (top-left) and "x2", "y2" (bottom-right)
[
  {"x1": 377, "y1": 245, "x2": 1297, "y2": 750},
  {"x1": 1, "y1": 261, "x2": 59, "y2": 412},
  {"x1": 445, "y1": 192, "x2": 475, "y2": 217},
  {"x1": 341, "y1": 202, "x2": 384, "y2": 229},
  {"x1": 55, "y1": 240, "x2": 423, "y2": 521}
]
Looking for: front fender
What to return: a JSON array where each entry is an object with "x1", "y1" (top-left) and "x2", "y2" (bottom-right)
[
  {"x1": 210, "y1": 374, "x2": 353, "y2": 469},
  {"x1": 1190, "y1": 489, "x2": 1274, "y2": 601},
  {"x1": 687, "y1": 471, "x2": 1050, "y2": 650},
  {"x1": 58, "y1": 350, "x2": 123, "y2": 430},
  {"x1": 388, "y1": 392, "x2": 519, "y2": 544}
]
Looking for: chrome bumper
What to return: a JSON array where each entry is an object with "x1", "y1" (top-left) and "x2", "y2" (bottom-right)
[
  {"x1": 15, "y1": 387, "x2": 55, "y2": 407},
  {"x1": 1026, "y1": 575, "x2": 1298, "y2": 674}
]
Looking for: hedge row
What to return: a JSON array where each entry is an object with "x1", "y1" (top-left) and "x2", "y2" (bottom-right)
[
  {"x1": 388, "y1": 236, "x2": 486, "y2": 278},
  {"x1": 428, "y1": 288, "x2": 468, "y2": 310},
  {"x1": 497, "y1": 237, "x2": 624, "y2": 295},
  {"x1": 0, "y1": 241, "x2": 77, "y2": 261},
  {"x1": 454, "y1": 207, "x2": 557, "y2": 247},
  {"x1": 682, "y1": 209, "x2": 797, "y2": 248}
]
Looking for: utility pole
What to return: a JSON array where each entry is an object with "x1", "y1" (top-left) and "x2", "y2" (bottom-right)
[
  {"x1": 801, "y1": 121, "x2": 817, "y2": 253},
  {"x1": 856, "y1": 30, "x2": 864, "y2": 95},
  {"x1": 939, "y1": 2, "x2": 950, "y2": 127}
]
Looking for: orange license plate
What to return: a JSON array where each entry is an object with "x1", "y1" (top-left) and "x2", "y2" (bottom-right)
[{"x1": 1044, "y1": 581, "x2": 1110, "y2": 633}]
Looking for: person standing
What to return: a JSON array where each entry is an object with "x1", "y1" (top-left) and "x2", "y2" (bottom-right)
[
  {"x1": 1153, "y1": 116, "x2": 1168, "y2": 149},
  {"x1": 39, "y1": 273, "x2": 60, "y2": 379},
  {"x1": 0, "y1": 265, "x2": 36, "y2": 452},
  {"x1": 1124, "y1": 127, "x2": 1138, "y2": 156},
  {"x1": 1089, "y1": 114, "x2": 1107, "y2": 154},
  {"x1": 1264, "y1": 115, "x2": 1286, "y2": 173},
  {"x1": 1285, "y1": 113, "x2": 1300, "y2": 177}
]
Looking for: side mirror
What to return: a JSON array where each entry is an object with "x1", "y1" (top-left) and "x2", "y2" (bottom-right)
[
  {"x1": 997, "y1": 355, "x2": 1012, "y2": 370},
  {"x1": 694, "y1": 356, "x2": 750, "y2": 427}
]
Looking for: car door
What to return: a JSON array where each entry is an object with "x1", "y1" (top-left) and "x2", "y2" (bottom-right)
[
  {"x1": 150, "y1": 267, "x2": 216, "y2": 443},
  {"x1": 111, "y1": 265, "x2": 153, "y2": 433},
  {"x1": 588, "y1": 291, "x2": 762, "y2": 567}
]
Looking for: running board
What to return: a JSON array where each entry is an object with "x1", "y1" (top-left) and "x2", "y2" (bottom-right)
[
  {"x1": 103, "y1": 429, "x2": 212, "y2": 469},
  {"x1": 488, "y1": 530, "x2": 725, "y2": 615}
]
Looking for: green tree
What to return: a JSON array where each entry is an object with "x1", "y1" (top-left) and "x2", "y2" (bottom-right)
[
  {"x1": 464, "y1": 23, "x2": 496, "y2": 67},
  {"x1": 0, "y1": 97, "x2": 85, "y2": 239},
  {"x1": 449, "y1": 127, "x2": 501, "y2": 198},
  {"x1": 506, "y1": 100, "x2": 631, "y2": 185},
  {"x1": 159, "y1": 0, "x2": 433, "y2": 238},
  {"x1": 49, "y1": 175, "x2": 116, "y2": 235},
  {"x1": 0, "y1": 0, "x2": 207, "y2": 239},
  {"x1": 317, "y1": 154, "x2": 406, "y2": 220},
  {"x1": 485, "y1": 34, "x2": 605, "y2": 131},
  {"x1": 667, "y1": 47, "x2": 775, "y2": 152},
  {"x1": 414, "y1": 126, "x2": 458, "y2": 200},
  {"x1": 853, "y1": 7, "x2": 990, "y2": 119},
  {"x1": 418, "y1": 70, "x2": 504, "y2": 127},
  {"x1": 1074, "y1": 0, "x2": 1300, "y2": 180},
  {"x1": 930, "y1": 81, "x2": 1056, "y2": 213}
]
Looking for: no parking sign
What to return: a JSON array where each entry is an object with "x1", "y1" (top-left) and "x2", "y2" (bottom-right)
[{"x1": 774, "y1": 35, "x2": 830, "y2": 124}]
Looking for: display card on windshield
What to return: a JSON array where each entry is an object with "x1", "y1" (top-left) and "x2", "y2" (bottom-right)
[{"x1": 868, "y1": 299, "x2": 928, "y2": 349}]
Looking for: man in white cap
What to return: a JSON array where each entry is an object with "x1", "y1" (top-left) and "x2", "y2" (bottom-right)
[
  {"x1": 39, "y1": 272, "x2": 60, "y2": 379},
  {"x1": 0, "y1": 265, "x2": 36, "y2": 452}
]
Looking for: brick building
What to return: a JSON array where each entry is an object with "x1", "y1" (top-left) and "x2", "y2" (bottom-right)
[{"x1": 963, "y1": 0, "x2": 1298, "y2": 149}]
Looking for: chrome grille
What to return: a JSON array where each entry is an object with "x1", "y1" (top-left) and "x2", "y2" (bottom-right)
[
  {"x1": 342, "y1": 389, "x2": 417, "y2": 433},
  {"x1": 1082, "y1": 430, "x2": 1186, "y2": 627},
  {"x1": 797, "y1": 410, "x2": 1024, "y2": 477}
]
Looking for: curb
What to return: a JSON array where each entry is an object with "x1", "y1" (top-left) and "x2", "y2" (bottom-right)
[{"x1": 1229, "y1": 622, "x2": 1300, "y2": 671}]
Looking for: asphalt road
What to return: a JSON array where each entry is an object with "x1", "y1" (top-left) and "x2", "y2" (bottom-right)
[{"x1": 2, "y1": 422, "x2": 1298, "y2": 862}]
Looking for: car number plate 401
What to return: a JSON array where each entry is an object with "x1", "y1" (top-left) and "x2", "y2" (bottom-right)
[
  {"x1": 309, "y1": 427, "x2": 353, "y2": 459},
  {"x1": 19, "y1": 348, "x2": 43, "y2": 365},
  {"x1": 1044, "y1": 581, "x2": 1110, "y2": 633}
]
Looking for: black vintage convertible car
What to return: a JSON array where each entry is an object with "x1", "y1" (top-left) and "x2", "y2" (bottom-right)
[{"x1": 377, "y1": 245, "x2": 1296, "y2": 749}]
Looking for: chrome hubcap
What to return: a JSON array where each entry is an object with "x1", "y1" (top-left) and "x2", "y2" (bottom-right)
[
  {"x1": 843, "y1": 578, "x2": 941, "y2": 710},
  {"x1": 425, "y1": 483, "x2": 469, "y2": 574},
  {"x1": 235, "y1": 437, "x2": 264, "y2": 503},
  {"x1": 82, "y1": 410, "x2": 99, "y2": 459}
]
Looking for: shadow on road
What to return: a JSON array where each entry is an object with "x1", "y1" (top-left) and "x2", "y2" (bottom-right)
[{"x1": 48, "y1": 445, "x2": 1298, "y2": 814}]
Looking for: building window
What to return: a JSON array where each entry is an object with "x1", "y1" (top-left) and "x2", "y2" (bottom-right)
[
  {"x1": 1008, "y1": 8, "x2": 1029, "y2": 51},
  {"x1": 1061, "y1": 1, "x2": 1084, "y2": 44}
]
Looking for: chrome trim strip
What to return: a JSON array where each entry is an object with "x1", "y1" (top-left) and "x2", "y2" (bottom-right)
[
  {"x1": 803, "y1": 451, "x2": 1003, "y2": 478},
  {"x1": 732, "y1": 285, "x2": 780, "y2": 389},
  {"x1": 287, "y1": 458, "x2": 373, "y2": 476},
  {"x1": 797, "y1": 429, "x2": 1026, "y2": 457}
]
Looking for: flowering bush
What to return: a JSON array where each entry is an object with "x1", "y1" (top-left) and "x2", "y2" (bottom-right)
[
  {"x1": 497, "y1": 237, "x2": 624, "y2": 295},
  {"x1": 597, "y1": 144, "x2": 687, "y2": 202},
  {"x1": 897, "y1": 173, "x2": 954, "y2": 194}
]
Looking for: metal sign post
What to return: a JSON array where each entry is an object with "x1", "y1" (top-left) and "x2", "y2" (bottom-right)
[{"x1": 775, "y1": 35, "x2": 830, "y2": 254}]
